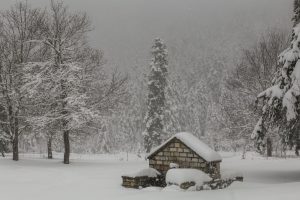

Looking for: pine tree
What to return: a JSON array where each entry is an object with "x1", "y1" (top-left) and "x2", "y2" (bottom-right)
[
  {"x1": 144, "y1": 38, "x2": 168, "y2": 153},
  {"x1": 292, "y1": 0, "x2": 300, "y2": 154},
  {"x1": 293, "y1": 0, "x2": 300, "y2": 27},
  {"x1": 252, "y1": 2, "x2": 300, "y2": 154},
  {"x1": 163, "y1": 78, "x2": 182, "y2": 140}
]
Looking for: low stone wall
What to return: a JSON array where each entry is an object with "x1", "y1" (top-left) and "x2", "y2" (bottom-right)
[
  {"x1": 148, "y1": 138, "x2": 220, "y2": 178},
  {"x1": 122, "y1": 176, "x2": 165, "y2": 188},
  {"x1": 122, "y1": 176, "x2": 154, "y2": 188}
]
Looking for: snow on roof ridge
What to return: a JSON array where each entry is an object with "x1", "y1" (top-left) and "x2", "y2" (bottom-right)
[{"x1": 147, "y1": 132, "x2": 222, "y2": 162}]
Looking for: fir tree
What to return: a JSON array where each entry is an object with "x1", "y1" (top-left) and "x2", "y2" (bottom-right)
[
  {"x1": 252, "y1": 2, "x2": 300, "y2": 155},
  {"x1": 144, "y1": 38, "x2": 168, "y2": 153},
  {"x1": 293, "y1": 0, "x2": 300, "y2": 27}
]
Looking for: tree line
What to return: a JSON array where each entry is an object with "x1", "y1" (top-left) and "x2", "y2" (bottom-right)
[
  {"x1": 0, "y1": 1, "x2": 127, "y2": 163},
  {"x1": 0, "y1": 0, "x2": 298, "y2": 160}
]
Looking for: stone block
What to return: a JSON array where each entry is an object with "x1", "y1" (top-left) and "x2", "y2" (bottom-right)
[
  {"x1": 200, "y1": 163, "x2": 206, "y2": 168},
  {"x1": 169, "y1": 156, "x2": 176, "y2": 162},
  {"x1": 163, "y1": 161, "x2": 169, "y2": 165},
  {"x1": 188, "y1": 153, "x2": 194, "y2": 157},
  {"x1": 163, "y1": 147, "x2": 169, "y2": 152},
  {"x1": 164, "y1": 152, "x2": 170, "y2": 156},
  {"x1": 185, "y1": 157, "x2": 192, "y2": 161},
  {"x1": 170, "y1": 148, "x2": 177, "y2": 152},
  {"x1": 178, "y1": 157, "x2": 186, "y2": 161},
  {"x1": 191, "y1": 162, "x2": 198, "y2": 167},
  {"x1": 183, "y1": 149, "x2": 190, "y2": 153},
  {"x1": 174, "y1": 143, "x2": 180, "y2": 148},
  {"x1": 180, "y1": 153, "x2": 187, "y2": 157},
  {"x1": 181, "y1": 162, "x2": 190, "y2": 168}
]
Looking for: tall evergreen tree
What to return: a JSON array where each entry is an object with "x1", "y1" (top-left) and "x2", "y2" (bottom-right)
[
  {"x1": 252, "y1": 2, "x2": 300, "y2": 155},
  {"x1": 293, "y1": 0, "x2": 300, "y2": 27},
  {"x1": 292, "y1": 1, "x2": 300, "y2": 154},
  {"x1": 144, "y1": 38, "x2": 168, "y2": 153}
]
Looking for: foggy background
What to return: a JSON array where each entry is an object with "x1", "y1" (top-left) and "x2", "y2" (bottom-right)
[{"x1": 0, "y1": 0, "x2": 292, "y2": 70}]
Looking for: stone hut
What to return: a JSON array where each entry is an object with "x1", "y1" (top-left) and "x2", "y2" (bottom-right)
[{"x1": 147, "y1": 132, "x2": 222, "y2": 179}]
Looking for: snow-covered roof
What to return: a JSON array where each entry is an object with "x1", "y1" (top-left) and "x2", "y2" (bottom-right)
[{"x1": 147, "y1": 132, "x2": 222, "y2": 162}]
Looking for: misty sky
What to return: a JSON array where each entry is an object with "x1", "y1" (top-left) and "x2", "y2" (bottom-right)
[{"x1": 0, "y1": 0, "x2": 293, "y2": 70}]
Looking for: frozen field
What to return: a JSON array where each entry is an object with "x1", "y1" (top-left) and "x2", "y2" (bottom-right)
[{"x1": 0, "y1": 152, "x2": 300, "y2": 200}]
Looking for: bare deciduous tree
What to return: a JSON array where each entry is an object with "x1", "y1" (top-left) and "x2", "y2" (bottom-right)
[
  {"x1": 223, "y1": 28, "x2": 289, "y2": 155},
  {"x1": 0, "y1": 2, "x2": 46, "y2": 161}
]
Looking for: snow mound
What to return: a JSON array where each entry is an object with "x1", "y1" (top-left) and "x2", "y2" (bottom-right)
[
  {"x1": 141, "y1": 187, "x2": 162, "y2": 191},
  {"x1": 169, "y1": 163, "x2": 179, "y2": 168},
  {"x1": 166, "y1": 168, "x2": 212, "y2": 187},
  {"x1": 162, "y1": 185, "x2": 182, "y2": 192},
  {"x1": 221, "y1": 169, "x2": 243, "y2": 180},
  {"x1": 148, "y1": 132, "x2": 222, "y2": 162},
  {"x1": 124, "y1": 168, "x2": 161, "y2": 178}
]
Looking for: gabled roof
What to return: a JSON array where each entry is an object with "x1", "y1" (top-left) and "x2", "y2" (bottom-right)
[{"x1": 147, "y1": 132, "x2": 222, "y2": 162}]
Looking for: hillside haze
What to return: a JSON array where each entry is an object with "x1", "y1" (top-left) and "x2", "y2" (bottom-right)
[{"x1": 0, "y1": 0, "x2": 292, "y2": 70}]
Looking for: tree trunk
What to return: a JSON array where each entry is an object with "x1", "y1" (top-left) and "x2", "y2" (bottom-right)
[
  {"x1": 144, "y1": 135, "x2": 152, "y2": 153},
  {"x1": 242, "y1": 144, "x2": 247, "y2": 159},
  {"x1": 295, "y1": 127, "x2": 300, "y2": 156},
  {"x1": 266, "y1": 137, "x2": 272, "y2": 157},
  {"x1": 13, "y1": 116, "x2": 19, "y2": 161},
  {"x1": 200, "y1": 127, "x2": 205, "y2": 137},
  {"x1": 296, "y1": 144, "x2": 300, "y2": 156},
  {"x1": 63, "y1": 130, "x2": 70, "y2": 164},
  {"x1": 12, "y1": 134, "x2": 19, "y2": 161},
  {"x1": 60, "y1": 77, "x2": 70, "y2": 164},
  {"x1": 0, "y1": 141, "x2": 5, "y2": 157},
  {"x1": 47, "y1": 138, "x2": 53, "y2": 159}
]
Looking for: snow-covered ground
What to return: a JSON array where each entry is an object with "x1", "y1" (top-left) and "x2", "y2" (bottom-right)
[{"x1": 0, "y1": 152, "x2": 300, "y2": 200}]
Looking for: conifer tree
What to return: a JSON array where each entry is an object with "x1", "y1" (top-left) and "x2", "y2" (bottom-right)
[
  {"x1": 252, "y1": 1, "x2": 300, "y2": 154},
  {"x1": 293, "y1": 0, "x2": 300, "y2": 27},
  {"x1": 144, "y1": 38, "x2": 168, "y2": 153}
]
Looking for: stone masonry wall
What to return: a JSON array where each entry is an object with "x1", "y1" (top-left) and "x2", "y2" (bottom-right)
[{"x1": 148, "y1": 138, "x2": 220, "y2": 179}]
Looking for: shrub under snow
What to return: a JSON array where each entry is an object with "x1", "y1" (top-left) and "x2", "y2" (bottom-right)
[{"x1": 166, "y1": 168, "x2": 211, "y2": 187}]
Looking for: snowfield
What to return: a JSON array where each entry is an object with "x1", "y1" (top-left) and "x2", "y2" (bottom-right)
[{"x1": 0, "y1": 152, "x2": 300, "y2": 200}]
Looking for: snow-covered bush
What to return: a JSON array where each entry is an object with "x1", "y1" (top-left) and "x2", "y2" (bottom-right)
[{"x1": 166, "y1": 168, "x2": 211, "y2": 189}]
